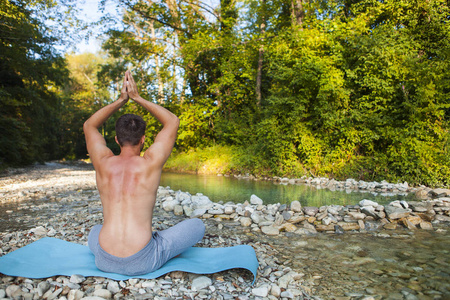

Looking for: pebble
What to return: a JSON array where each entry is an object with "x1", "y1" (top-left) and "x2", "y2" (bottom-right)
[{"x1": 191, "y1": 276, "x2": 212, "y2": 291}]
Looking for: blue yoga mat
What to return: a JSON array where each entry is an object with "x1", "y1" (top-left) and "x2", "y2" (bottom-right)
[{"x1": 0, "y1": 237, "x2": 258, "y2": 284}]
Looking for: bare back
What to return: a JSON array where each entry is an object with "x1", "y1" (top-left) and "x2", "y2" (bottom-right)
[{"x1": 95, "y1": 155, "x2": 161, "y2": 257}]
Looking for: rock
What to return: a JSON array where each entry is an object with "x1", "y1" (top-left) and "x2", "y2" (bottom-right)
[
  {"x1": 5, "y1": 285, "x2": 20, "y2": 298},
  {"x1": 316, "y1": 224, "x2": 335, "y2": 232},
  {"x1": 429, "y1": 188, "x2": 450, "y2": 198},
  {"x1": 0, "y1": 290, "x2": 5, "y2": 299},
  {"x1": 358, "y1": 220, "x2": 365, "y2": 230},
  {"x1": 224, "y1": 206, "x2": 234, "y2": 214},
  {"x1": 359, "y1": 199, "x2": 378, "y2": 207},
  {"x1": 93, "y1": 289, "x2": 112, "y2": 299},
  {"x1": 383, "y1": 222, "x2": 398, "y2": 230},
  {"x1": 191, "y1": 195, "x2": 213, "y2": 209},
  {"x1": 107, "y1": 281, "x2": 120, "y2": 294},
  {"x1": 173, "y1": 205, "x2": 184, "y2": 216},
  {"x1": 70, "y1": 274, "x2": 86, "y2": 284},
  {"x1": 279, "y1": 223, "x2": 297, "y2": 232},
  {"x1": 385, "y1": 205, "x2": 411, "y2": 220},
  {"x1": 419, "y1": 221, "x2": 433, "y2": 230},
  {"x1": 401, "y1": 218, "x2": 417, "y2": 230},
  {"x1": 361, "y1": 206, "x2": 378, "y2": 219},
  {"x1": 261, "y1": 226, "x2": 280, "y2": 236},
  {"x1": 290, "y1": 201, "x2": 302, "y2": 212},
  {"x1": 250, "y1": 194, "x2": 263, "y2": 205},
  {"x1": 280, "y1": 290, "x2": 295, "y2": 299},
  {"x1": 252, "y1": 286, "x2": 269, "y2": 297},
  {"x1": 29, "y1": 226, "x2": 47, "y2": 237},
  {"x1": 303, "y1": 207, "x2": 319, "y2": 216},
  {"x1": 251, "y1": 211, "x2": 265, "y2": 224},
  {"x1": 434, "y1": 214, "x2": 450, "y2": 222},
  {"x1": 348, "y1": 212, "x2": 366, "y2": 220},
  {"x1": 338, "y1": 222, "x2": 360, "y2": 231},
  {"x1": 162, "y1": 199, "x2": 179, "y2": 211},
  {"x1": 278, "y1": 272, "x2": 297, "y2": 289},
  {"x1": 37, "y1": 281, "x2": 51, "y2": 296},
  {"x1": 68, "y1": 290, "x2": 84, "y2": 300},
  {"x1": 239, "y1": 217, "x2": 252, "y2": 227},
  {"x1": 282, "y1": 211, "x2": 292, "y2": 221},
  {"x1": 191, "y1": 276, "x2": 212, "y2": 291},
  {"x1": 190, "y1": 208, "x2": 207, "y2": 218},
  {"x1": 270, "y1": 284, "x2": 281, "y2": 297}
]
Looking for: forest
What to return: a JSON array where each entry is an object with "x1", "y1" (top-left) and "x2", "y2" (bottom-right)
[{"x1": 1, "y1": 0, "x2": 449, "y2": 187}]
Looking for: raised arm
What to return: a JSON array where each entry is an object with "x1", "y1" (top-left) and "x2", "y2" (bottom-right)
[
  {"x1": 125, "y1": 71, "x2": 179, "y2": 166},
  {"x1": 83, "y1": 75, "x2": 129, "y2": 167}
]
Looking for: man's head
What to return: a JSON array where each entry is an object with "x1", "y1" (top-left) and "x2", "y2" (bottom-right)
[{"x1": 115, "y1": 114, "x2": 146, "y2": 147}]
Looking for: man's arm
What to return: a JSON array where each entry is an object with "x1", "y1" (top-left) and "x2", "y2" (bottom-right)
[
  {"x1": 126, "y1": 71, "x2": 179, "y2": 167},
  {"x1": 83, "y1": 75, "x2": 129, "y2": 166}
]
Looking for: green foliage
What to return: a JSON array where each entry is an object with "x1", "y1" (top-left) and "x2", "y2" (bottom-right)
[{"x1": 0, "y1": 0, "x2": 70, "y2": 166}]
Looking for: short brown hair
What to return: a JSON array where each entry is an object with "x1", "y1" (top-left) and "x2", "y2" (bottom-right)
[{"x1": 115, "y1": 114, "x2": 146, "y2": 146}]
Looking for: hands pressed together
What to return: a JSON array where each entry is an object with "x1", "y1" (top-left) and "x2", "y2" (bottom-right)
[{"x1": 119, "y1": 70, "x2": 140, "y2": 102}]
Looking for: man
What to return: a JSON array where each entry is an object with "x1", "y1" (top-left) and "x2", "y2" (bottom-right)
[{"x1": 84, "y1": 71, "x2": 204, "y2": 275}]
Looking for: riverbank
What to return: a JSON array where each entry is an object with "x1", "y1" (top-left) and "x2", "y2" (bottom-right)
[{"x1": 1, "y1": 162, "x2": 449, "y2": 299}]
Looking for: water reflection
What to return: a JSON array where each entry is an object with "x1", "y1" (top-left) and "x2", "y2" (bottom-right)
[{"x1": 160, "y1": 172, "x2": 417, "y2": 206}]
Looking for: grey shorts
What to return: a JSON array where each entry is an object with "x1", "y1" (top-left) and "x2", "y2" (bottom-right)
[{"x1": 88, "y1": 218, "x2": 205, "y2": 275}]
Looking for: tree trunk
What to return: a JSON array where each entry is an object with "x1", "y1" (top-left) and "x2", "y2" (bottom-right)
[
  {"x1": 256, "y1": 0, "x2": 266, "y2": 106},
  {"x1": 291, "y1": 0, "x2": 305, "y2": 28},
  {"x1": 149, "y1": 20, "x2": 164, "y2": 103}
]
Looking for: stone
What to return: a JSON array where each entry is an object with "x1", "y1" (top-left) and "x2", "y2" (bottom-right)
[
  {"x1": 419, "y1": 221, "x2": 433, "y2": 230},
  {"x1": 385, "y1": 205, "x2": 411, "y2": 220},
  {"x1": 359, "y1": 199, "x2": 379, "y2": 207},
  {"x1": 191, "y1": 276, "x2": 212, "y2": 291},
  {"x1": 37, "y1": 281, "x2": 51, "y2": 296},
  {"x1": 70, "y1": 274, "x2": 86, "y2": 284},
  {"x1": 278, "y1": 272, "x2": 296, "y2": 288},
  {"x1": 290, "y1": 200, "x2": 302, "y2": 212},
  {"x1": 190, "y1": 208, "x2": 207, "y2": 218},
  {"x1": 0, "y1": 289, "x2": 5, "y2": 299},
  {"x1": 279, "y1": 223, "x2": 297, "y2": 232},
  {"x1": 173, "y1": 205, "x2": 184, "y2": 216},
  {"x1": 250, "y1": 194, "x2": 263, "y2": 205},
  {"x1": 348, "y1": 212, "x2": 366, "y2": 220},
  {"x1": 261, "y1": 226, "x2": 280, "y2": 236},
  {"x1": 250, "y1": 211, "x2": 265, "y2": 224},
  {"x1": 162, "y1": 199, "x2": 179, "y2": 211},
  {"x1": 252, "y1": 286, "x2": 269, "y2": 297},
  {"x1": 270, "y1": 284, "x2": 281, "y2": 297},
  {"x1": 107, "y1": 281, "x2": 120, "y2": 294},
  {"x1": 282, "y1": 211, "x2": 292, "y2": 221},
  {"x1": 288, "y1": 215, "x2": 306, "y2": 224},
  {"x1": 191, "y1": 195, "x2": 213, "y2": 209},
  {"x1": 29, "y1": 226, "x2": 47, "y2": 237},
  {"x1": 303, "y1": 206, "x2": 319, "y2": 216},
  {"x1": 361, "y1": 206, "x2": 378, "y2": 219},
  {"x1": 5, "y1": 285, "x2": 20, "y2": 298},
  {"x1": 239, "y1": 217, "x2": 252, "y2": 227},
  {"x1": 224, "y1": 206, "x2": 234, "y2": 214},
  {"x1": 93, "y1": 289, "x2": 112, "y2": 299},
  {"x1": 316, "y1": 224, "x2": 335, "y2": 232},
  {"x1": 280, "y1": 290, "x2": 295, "y2": 299},
  {"x1": 401, "y1": 218, "x2": 417, "y2": 230},
  {"x1": 338, "y1": 222, "x2": 360, "y2": 231},
  {"x1": 358, "y1": 220, "x2": 365, "y2": 230},
  {"x1": 383, "y1": 222, "x2": 398, "y2": 230},
  {"x1": 429, "y1": 188, "x2": 450, "y2": 198}
]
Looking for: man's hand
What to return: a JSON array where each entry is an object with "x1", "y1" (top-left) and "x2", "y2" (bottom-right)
[
  {"x1": 119, "y1": 72, "x2": 130, "y2": 102},
  {"x1": 125, "y1": 70, "x2": 140, "y2": 100}
]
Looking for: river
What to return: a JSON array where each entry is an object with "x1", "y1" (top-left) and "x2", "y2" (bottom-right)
[{"x1": 160, "y1": 172, "x2": 417, "y2": 206}]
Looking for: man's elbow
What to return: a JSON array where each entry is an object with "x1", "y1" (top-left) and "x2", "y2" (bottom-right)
[{"x1": 173, "y1": 115, "x2": 180, "y2": 129}]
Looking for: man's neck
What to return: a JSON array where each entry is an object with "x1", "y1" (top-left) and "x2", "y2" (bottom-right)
[{"x1": 119, "y1": 145, "x2": 142, "y2": 157}]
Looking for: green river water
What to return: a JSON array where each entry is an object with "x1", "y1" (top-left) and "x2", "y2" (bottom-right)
[{"x1": 160, "y1": 172, "x2": 417, "y2": 206}]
